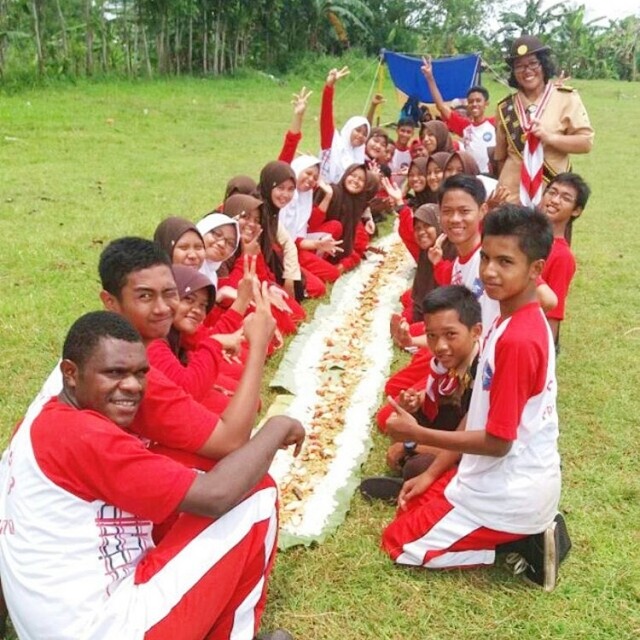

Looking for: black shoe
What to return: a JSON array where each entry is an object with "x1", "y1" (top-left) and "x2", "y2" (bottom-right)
[
  {"x1": 504, "y1": 513, "x2": 571, "y2": 592},
  {"x1": 255, "y1": 629, "x2": 294, "y2": 640},
  {"x1": 359, "y1": 476, "x2": 403, "y2": 503}
]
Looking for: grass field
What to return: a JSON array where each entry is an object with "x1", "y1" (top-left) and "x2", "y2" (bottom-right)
[{"x1": 1, "y1": 61, "x2": 639, "y2": 639}]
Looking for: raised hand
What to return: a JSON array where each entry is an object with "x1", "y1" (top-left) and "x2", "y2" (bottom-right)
[
  {"x1": 385, "y1": 396, "x2": 421, "y2": 442},
  {"x1": 420, "y1": 55, "x2": 434, "y2": 79},
  {"x1": 371, "y1": 93, "x2": 386, "y2": 106},
  {"x1": 292, "y1": 86, "x2": 313, "y2": 116},
  {"x1": 326, "y1": 66, "x2": 350, "y2": 87},
  {"x1": 316, "y1": 236, "x2": 343, "y2": 257},
  {"x1": 485, "y1": 185, "x2": 511, "y2": 211},
  {"x1": 398, "y1": 388, "x2": 421, "y2": 413},
  {"x1": 243, "y1": 281, "x2": 276, "y2": 349},
  {"x1": 427, "y1": 233, "x2": 447, "y2": 265},
  {"x1": 381, "y1": 176, "x2": 403, "y2": 205},
  {"x1": 236, "y1": 255, "x2": 258, "y2": 309}
]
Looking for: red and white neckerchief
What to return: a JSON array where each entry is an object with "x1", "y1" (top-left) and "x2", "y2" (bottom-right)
[
  {"x1": 515, "y1": 82, "x2": 554, "y2": 207},
  {"x1": 423, "y1": 357, "x2": 474, "y2": 422}
]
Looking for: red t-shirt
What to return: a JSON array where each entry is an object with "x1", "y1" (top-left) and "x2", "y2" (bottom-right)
[
  {"x1": 542, "y1": 237, "x2": 576, "y2": 321},
  {"x1": 32, "y1": 399, "x2": 196, "y2": 523},
  {"x1": 129, "y1": 366, "x2": 218, "y2": 452}
]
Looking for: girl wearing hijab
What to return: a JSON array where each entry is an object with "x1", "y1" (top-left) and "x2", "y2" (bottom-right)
[
  {"x1": 153, "y1": 216, "x2": 206, "y2": 269},
  {"x1": 443, "y1": 150, "x2": 499, "y2": 197},
  {"x1": 256, "y1": 160, "x2": 309, "y2": 300},
  {"x1": 321, "y1": 163, "x2": 378, "y2": 273},
  {"x1": 146, "y1": 265, "x2": 242, "y2": 414},
  {"x1": 420, "y1": 120, "x2": 455, "y2": 155},
  {"x1": 320, "y1": 66, "x2": 370, "y2": 183},
  {"x1": 279, "y1": 155, "x2": 343, "y2": 287},
  {"x1": 221, "y1": 193, "x2": 305, "y2": 337},
  {"x1": 153, "y1": 215, "x2": 250, "y2": 374}
]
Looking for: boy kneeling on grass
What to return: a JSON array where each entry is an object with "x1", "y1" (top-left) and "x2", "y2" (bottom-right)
[
  {"x1": 381, "y1": 204, "x2": 571, "y2": 591},
  {"x1": 361, "y1": 285, "x2": 482, "y2": 501}
]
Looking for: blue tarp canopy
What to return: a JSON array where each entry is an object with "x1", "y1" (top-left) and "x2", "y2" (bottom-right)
[{"x1": 381, "y1": 50, "x2": 481, "y2": 102}]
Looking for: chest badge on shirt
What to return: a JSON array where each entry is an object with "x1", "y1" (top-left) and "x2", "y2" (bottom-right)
[
  {"x1": 471, "y1": 277, "x2": 485, "y2": 299},
  {"x1": 482, "y1": 361, "x2": 494, "y2": 391},
  {"x1": 483, "y1": 131, "x2": 493, "y2": 142}
]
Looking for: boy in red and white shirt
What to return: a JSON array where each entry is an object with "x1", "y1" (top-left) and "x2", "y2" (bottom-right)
[
  {"x1": 540, "y1": 172, "x2": 591, "y2": 343},
  {"x1": 421, "y1": 55, "x2": 496, "y2": 174},
  {"x1": 0, "y1": 311, "x2": 304, "y2": 640},
  {"x1": 381, "y1": 204, "x2": 570, "y2": 592}
]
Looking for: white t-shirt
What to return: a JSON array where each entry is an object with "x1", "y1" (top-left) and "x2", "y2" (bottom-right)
[
  {"x1": 445, "y1": 302, "x2": 561, "y2": 534},
  {"x1": 446, "y1": 111, "x2": 496, "y2": 173},
  {"x1": 450, "y1": 245, "x2": 500, "y2": 337}
]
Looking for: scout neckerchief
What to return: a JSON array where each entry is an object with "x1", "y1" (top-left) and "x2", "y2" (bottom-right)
[
  {"x1": 422, "y1": 351, "x2": 477, "y2": 422},
  {"x1": 498, "y1": 84, "x2": 558, "y2": 205},
  {"x1": 514, "y1": 82, "x2": 554, "y2": 206}
]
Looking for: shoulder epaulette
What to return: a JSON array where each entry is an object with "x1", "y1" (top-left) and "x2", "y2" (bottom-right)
[{"x1": 556, "y1": 85, "x2": 575, "y2": 92}]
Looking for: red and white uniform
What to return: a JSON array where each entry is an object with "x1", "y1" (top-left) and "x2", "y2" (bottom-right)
[
  {"x1": 445, "y1": 111, "x2": 496, "y2": 173},
  {"x1": 542, "y1": 236, "x2": 576, "y2": 322},
  {"x1": 383, "y1": 303, "x2": 560, "y2": 567},
  {"x1": 449, "y1": 246, "x2": 500, "y2": 338},
  {"x1": 389, "y1": 144, "x2": 412, "y2": 188},
  {"x1": 0, "y1": 384, "x2": 277, "y2": 639}
]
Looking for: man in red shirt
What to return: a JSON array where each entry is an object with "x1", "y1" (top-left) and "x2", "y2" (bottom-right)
[{"x1": 0, "y1": 310, "x2": 304, "y2": 639}]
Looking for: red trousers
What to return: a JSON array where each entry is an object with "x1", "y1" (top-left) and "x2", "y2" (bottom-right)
[
  {"x1": 382, "y1": 468, "x2": 525, "y2": 568},
  {"x1": 385, "y1": 347, "x2": 432, "y2": 398}
]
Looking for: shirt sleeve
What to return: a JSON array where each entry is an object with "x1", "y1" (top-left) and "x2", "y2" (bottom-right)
[
  {"x1": 562, "y1": 90, "x2": 594, "y2": 141},
  {"x1": 278, "y1": 130, "x2": 301, "y2": 164},
  {"x1": 485, "y1": 330, "x2": 545, "y2": 441},
  {"x1": 542, "y1": 243, "x2": 576, "y2": 321},
  {"x1": 146, "y1": 337, "x2": 221, "y2": 402},
  {"x1": 493, "y1": 104, "x2": 508, "y2": 162},
  {"x1": 445, "y1": 110, "x2": 471, "y2": 137},
  {"x1": 277, "y1": 222, "x2": 302, "y2": 281},
  {"x1": 131, "y1": 367, "x2": 219, "y2": 452},
  {"x1": 320, "y1": 84, "x2": 335, "y2": 151},
  {"x1": 434, "y1": 259, "x2": 454, "y2": 285},
  {"x1": 32, "y1": 405, "x2": 196, "y2": 523},
  {"x1": 397, "y1": 205, "x2": 420, "y2": 261}
]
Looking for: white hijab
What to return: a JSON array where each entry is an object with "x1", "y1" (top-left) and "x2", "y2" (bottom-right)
[
  {"x1": 321, "y1": 116, "x2": 369, "y2": 183},
  {"x1": 279, "y1": 155, "x2": 321, "y2": 241},
  {"x1": 196, "y1": 213, "x2": 240, "y2": 287}
]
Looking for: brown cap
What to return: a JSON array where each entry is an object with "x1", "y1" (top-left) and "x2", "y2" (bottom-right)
[{"x1": 507, "y1": 35, "x2": 550, "y2": 62}]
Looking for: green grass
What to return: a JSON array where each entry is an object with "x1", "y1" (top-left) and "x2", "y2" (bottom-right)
[{"x1": 1, "y1": 67, "x2": 639, "y2": 639}]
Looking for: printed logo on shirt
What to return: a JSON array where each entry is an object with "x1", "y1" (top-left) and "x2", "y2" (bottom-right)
[
  {"x1": 96, "y1": 505, "x2": 153, "y2": 595},
  {"x1": 483, "y1": 131, "x2": 493, "y2": 142},
  {"x1": 482, "y1": 361, "x2": 494, "y2": 390},
  {"x1": 471, "y1": 277, "x2": 485, "y2": 300}
]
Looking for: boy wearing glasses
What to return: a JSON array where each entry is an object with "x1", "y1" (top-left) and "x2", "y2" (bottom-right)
[{"x1": 540, "y1": 172, "x2": 591, "y2": 343}]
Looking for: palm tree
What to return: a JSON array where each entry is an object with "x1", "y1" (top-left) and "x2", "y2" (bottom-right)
[{"x1": 308, "y1": 0, "x2": 373, "y2": 51}]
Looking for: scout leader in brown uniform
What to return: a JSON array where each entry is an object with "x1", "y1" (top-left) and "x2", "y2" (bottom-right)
[{"x1": 495, "y1": 35, "x2": 594, "y2": 206}]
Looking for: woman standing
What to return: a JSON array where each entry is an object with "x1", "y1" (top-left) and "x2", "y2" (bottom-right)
[{"x1": 495, "y1": 35, "x2": 593, "y2": 207}]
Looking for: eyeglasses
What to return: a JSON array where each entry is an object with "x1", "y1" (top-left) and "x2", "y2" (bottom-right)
[
  {"x1": 514, "y1": 60, "x2": 541, "y2": 73},
  {"x1": 545, "y1": 187, "x2": 576, "y2": 205},
  {"x1": 209, "y1": 228, "x2": 237, "y2": 249}
]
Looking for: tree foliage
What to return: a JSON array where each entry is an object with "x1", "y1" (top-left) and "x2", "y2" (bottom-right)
[{"x1": 0, "y1": 0, "x2": 638, "y2": 83}]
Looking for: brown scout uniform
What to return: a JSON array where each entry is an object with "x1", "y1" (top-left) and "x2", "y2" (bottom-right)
[{"x1": 495, "y1": 86, "x2": 594, "y2": 204}]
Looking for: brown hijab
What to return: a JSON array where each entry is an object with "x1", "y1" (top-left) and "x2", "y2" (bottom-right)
[
  {"x1": 410, "y1": 204, "x2": 457, "y2": 322},
  {"x1": 224, "y1": 175, "x2": 258, "y2": 200},
  {"x1": 220, "y1": 194, "x2": 264, "y2": 277},
  {"x1": 444, "y1": 150, "x2": 480, "y2": 176},
  {"x1": 322, "y1": 164, "x2": 377, "y2": 257},
  {"x1": 153, "y1": 216, "x2": 202, "y2": 262},
  {"x1": 418, "y1": 152, "x2": 451, "y2": 205},
  {"x1": 257, "y1": 160, "x2": 296, "y2": 281},
  {"x1": 407, "y1": 157, "x2": 430, "y2": 208},
  {"x1": 422, "y1": 120, "x2": 454, "y2": 153}
]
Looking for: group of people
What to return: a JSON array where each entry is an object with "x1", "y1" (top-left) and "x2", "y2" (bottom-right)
[{"x1": 0, "y1": 34, "x2": 592, "y2": 639}]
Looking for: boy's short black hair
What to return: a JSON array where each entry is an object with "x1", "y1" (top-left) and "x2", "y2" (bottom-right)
[
  {"x1": 423, "y1": 285, "x2": 482, "y2": 328},
  {"x1": 99, "y1": 237, "x2": 172, "y2": 299},
  {"x1": 482, "y1": 204, "x2": 553, "y2": 261},
  {"x1": 438, "y1": 174, "x2": 486, "y2": 206},
  {"x1": 547, "y1": 172, "x2": 591, "y2": 210},
  {"x1": 397, "y1": 117, "x2": 416, "y2": 129},
  {"x1": 63, "y1": 311, "x2": 141, "y2": 368},
  {"x1": 467, "y1": 85, "x2": 489, "y2": 101},
  {"x1": 508, "y1": 50, "x2": 556, "y2": 89}
]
